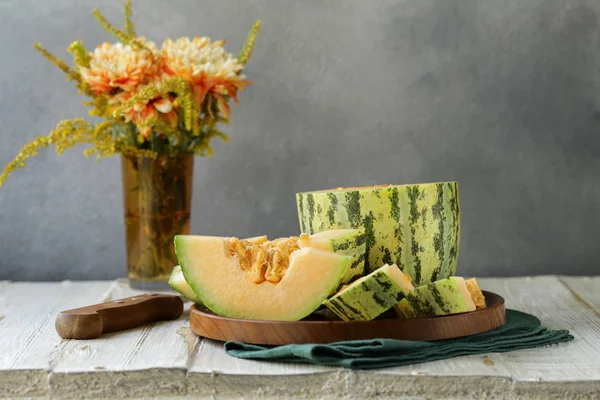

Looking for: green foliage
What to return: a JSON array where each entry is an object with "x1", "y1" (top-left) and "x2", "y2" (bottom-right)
[
  {"x1": 33, "y1": 43, "x2": 79, "y2": 82},
  {"x1": 67, "y1": 41, "x2": 91, "y2": 68},
  {"x1": 93, "y1": 8, "x2": 149, "y2": 51},
  {"x1": 238, "y1": 19, "x2": 261, "y2": 66},
  {"x1": 124, "y1": 0, "x2": 136, "y2": 37}
]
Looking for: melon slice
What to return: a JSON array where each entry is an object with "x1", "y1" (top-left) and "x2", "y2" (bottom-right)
[
  {"x1": 395, "y1": 276, "x2": 475, "y2": 318},
  {"x1": 175, "y1": 235, "x2": 351, "y2": 321},
  {"x1": 169, "y1": 235, "x2": 268, "y2": 305},
  {"x1": 426, "y1": 277, "x2": 475, "y2": 315},
  {"x1": 395, "y1": 298, "x2": 413, "y2": 318},
  {"x1": 298, "y1": 228, "x2": 365, "y2": 253},
  {"x1": 168, "y1": 265, "x2": 202, "y2": 304},
  {"x1": 324, "y1": 263, "x2": 414, "y2": 321},
  {"x1": 394, "y1": 290, "x2": 436, "y2": 318},
  {"x1": 466, "y1": 277, "x2": 486, "y2": 309},
  {"x1": 298, "y1": 228, "x2": 366, "y2": 285}
]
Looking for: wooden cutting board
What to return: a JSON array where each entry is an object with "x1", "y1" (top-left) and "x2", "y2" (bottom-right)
[{"x1": 190, "y1": 291, "x2": 506, "y2": 344}]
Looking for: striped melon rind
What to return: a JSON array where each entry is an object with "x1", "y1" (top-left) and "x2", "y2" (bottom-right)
[
  {"x1": 324, "y1": 264, "x2": 414, "y2": 321},
  {"x1": 395, "y1": 276, "x2": 475, "y2": 318},
  {"x1": 296, "y1": 182, "x2": 460, "y2": 286},
  {"x1": 299, "y1": 228, "x2": 366, "y2": 285},
  {"x1": 395, "y1": 290, "x2": 436, "y2": 318},
  {"x1": 426, "y1": 277, "x2": 475, "y2": 315}
]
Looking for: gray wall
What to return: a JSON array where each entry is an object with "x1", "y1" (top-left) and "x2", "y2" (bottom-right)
[{"x1": 1, "y1": 0, "x2": 599, "y2": 281}]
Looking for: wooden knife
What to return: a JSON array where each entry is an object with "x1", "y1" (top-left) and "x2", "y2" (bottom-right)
[{"x1": 55, "y1": 293, "x2": 185, "y2": 339}]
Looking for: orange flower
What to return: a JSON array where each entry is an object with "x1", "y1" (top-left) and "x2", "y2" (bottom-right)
[
  {"x1": 134, "y1": 95, "x2": 178, "y2": 138},
  {"x1": 160, "y1": 37, "x2": 250, "y2": 119},
  {"x1": 79, "y1": 41, "x2": 158, "y2": 94},
  {"x1": 111, "y1": 80, "x2": 178, "y2": 138}
]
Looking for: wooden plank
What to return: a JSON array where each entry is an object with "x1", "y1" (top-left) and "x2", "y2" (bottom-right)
[
  {"x1": 0, "y1": 281, "x2": 115, "y2": 398},
  {"x1": 560, "y1": 276, "x2": 600, "y2": 315},
  {"x1": 0, "y1": 281, "x2": 9, "y2": 324},
  {"x1": 187, "y1": 341, "x2": 518, "y2": 399},
  {"x1": 188, "y1": 341, "x2": 343, "y2": 399},
  {"x1": 48, "y1": 279, "x2": 195, "y2": 399},
  {"x1": 478, "y1": 277, "x2": 600, "y2": 383},
  {"x1": 0, "y1": 277, "x2": 596, "y2": 399}
]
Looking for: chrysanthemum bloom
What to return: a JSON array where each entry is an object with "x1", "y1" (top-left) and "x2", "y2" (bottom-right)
[
  {"x1": 80, "y1": 40, "x2": 158, "y2": 94},
  {"x1": 113, "y1": 79, "x2": 178, "y2": 138},
  {"x1": 160, "y1": 37, "x2": 250, "y2": 119}
]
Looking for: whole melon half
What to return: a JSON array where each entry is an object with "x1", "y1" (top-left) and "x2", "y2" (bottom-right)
[{"x1": 296, "y1": 182, "x2": 460, "y2": 286}]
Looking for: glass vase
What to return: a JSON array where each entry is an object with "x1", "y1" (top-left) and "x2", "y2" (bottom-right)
[{"x1": 121, "y1": 153, "x2": 194, "y2": 290}]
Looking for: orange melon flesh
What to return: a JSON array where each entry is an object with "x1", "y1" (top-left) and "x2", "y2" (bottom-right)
[
  {"x1": 245, "y1": 235, "x2": 268, "y2": 245},
  {"x1": 466, "y1": 277, "x2": 486, "y2": 309},
  {"x1": 298, "y1": 228, "x2": 367, "y2": 286},
  {"x1": 175, "y1": 235, "x2": 351, "y2": 321},
  {"x1": 298, "y1": 229, "x2": 357, "y2": 251},
  {"x1": 169, "y1": 235, "x2": 267, "y2": 304}
]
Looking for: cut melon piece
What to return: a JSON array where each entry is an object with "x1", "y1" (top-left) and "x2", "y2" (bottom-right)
[
  {"x1": 426, "y1": 277, "x2": 475, "y2": 315},
  {"x1": 298, "y1": 228, "x2": 366, "y2": 285},
  {"x1": 169, "y1": 235, "x2": 268, "y2": 305},
  {"x1": 298, "y1": 228, "x2": 365, "y2": 253},
  {"x1": 175, "y1": 235, "x2": 351, "y2": 321},
  {"x1": 395, "y1": 297, "x2": 413, "y2": 318},
  {"x1": 395, "y1": 276, "x2": 475, "y2": 318},
  {"x1": 324, "y1": 263, "x2": 414, "y2": 321},
  {"x1": 394, "y1": 290, "x2": 436, "y2": 318},
  {"x1": 168, "y1": 265, "x2": 202, "y2": 304},
  {"x1": 466, "y1": 277, "x2": 486, "y2": 309}
]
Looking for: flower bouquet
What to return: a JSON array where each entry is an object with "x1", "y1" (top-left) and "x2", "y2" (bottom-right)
[{"x1": 0, "y1": 0, "x2": 260, "y2": 288}]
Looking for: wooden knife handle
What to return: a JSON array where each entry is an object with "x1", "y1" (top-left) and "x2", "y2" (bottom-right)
[{"x1": 55, "y1": 293, "x2": 184, "y2": 339}]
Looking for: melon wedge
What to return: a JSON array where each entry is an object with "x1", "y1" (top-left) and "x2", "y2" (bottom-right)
[
  {"x1": 426, "y1": 277, "x2": 475, "y2": 315},
  {"x1": 169, "y1": 235, "x2": 267, "y2": 305},
  {"x1": 324, "y1": 263, "x2": 414, "y2": 321},
  {"x1": 298, "y1": 228, "x2": 365, "y2": 253},
  {"x1": 394, "y1": 290, "x2": 436, "y2": 318},
  {"x1": 175, "y1": 235, "x2": 351, "y2": 321},
  {"x1": 395, "y1": 276, "x2": 475, "y2": 318},
  {"x1": 168, "y1": 265, "x2": 202, "y2": 304},
  {"x1": 395, "y1": 297, "x2": 413, "y2": 318},
  {"x1": 298, "y1": 228, "x2": 366, "y2": 285}
]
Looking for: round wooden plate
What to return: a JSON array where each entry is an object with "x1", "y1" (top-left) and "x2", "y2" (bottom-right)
[{"x1": 190, "y1": 291, "x2": 505, "y2": 344}]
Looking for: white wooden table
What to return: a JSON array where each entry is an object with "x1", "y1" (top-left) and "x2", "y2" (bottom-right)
[{"x1": 0, "y1": 276, "x2": 598, "y2": 399}]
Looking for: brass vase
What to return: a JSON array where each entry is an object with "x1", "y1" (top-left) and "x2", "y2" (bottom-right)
[{"x1": 121, "y1": 153, "x2": 193, "y2": 290}]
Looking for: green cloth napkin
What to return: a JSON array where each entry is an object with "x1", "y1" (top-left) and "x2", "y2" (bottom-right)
[{"x1": 224, "y1": 310, "x2": 573, "y2": 370}]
